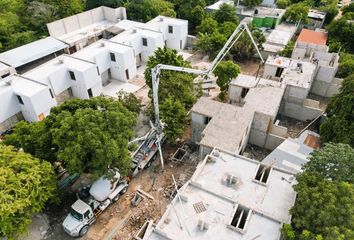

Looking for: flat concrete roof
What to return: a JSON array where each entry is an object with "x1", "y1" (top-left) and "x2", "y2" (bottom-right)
[
  {"x1": 147, "y1": 16, "x2": 188, "y2": 27},
  {"x1": 23, "y1": 55, "x2": 94, "y2": 84},
  {"x1": 281, "y1": 59, "x2": 316, "y2": 89},
  {"x1": 308, "y1": 9, "x2": 326, "y2": 20},
  {"x1": 73, "y1": 39, "x2": 132, "y2": 62},
  {"x1": 244, "y1": 86, "x2": 285, "y2": 118},
  {"x1": 266, "y1": 30, "x2": 293, "y2": 46},
  {"x1": 240, "y1": 6, "x2": 285, "y2": 18},
  {"x1": 262, "y1": 130, "x2": 319, "y2": 174},
  {"x1": 190, "y1": 97, "x2": 226, "y2": 117},
  {"x1": 144, "y1": 148, "x2": 296, "y2": 240},
  {"x1": 3, "y1": 75, "x2": 47, "y2": 97},
  {"x1": 0, "y1": 37, "x2": 68, "y2": 68},
  {"x1": 265, "y1": 55, "x2": 291, "y2": 68},
  {"x1": 114, "y1": 19, "x2": 146, "y2": 30},
  {"x1": 230, "y1": 74, "x2": 259, "y2": 88}
]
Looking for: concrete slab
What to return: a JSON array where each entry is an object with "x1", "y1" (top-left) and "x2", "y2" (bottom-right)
[{"x1": 102, "y1": 80, "x2": 141, "y2": 98}]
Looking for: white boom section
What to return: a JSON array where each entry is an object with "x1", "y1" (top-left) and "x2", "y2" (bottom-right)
[{"x1": 151, "y1": 23, "x2": 265, "y2": 169}]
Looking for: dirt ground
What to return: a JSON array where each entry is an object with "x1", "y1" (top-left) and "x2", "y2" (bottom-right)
[{"x1": 82, "y1": 144, "x2": 198, "y2": 240}]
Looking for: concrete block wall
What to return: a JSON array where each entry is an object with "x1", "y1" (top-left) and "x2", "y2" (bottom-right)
[
  {"x1": 190, "y1": 112, "x2": 208, "y2": 143},
  {"x1": 282, "y1": 101, "x2": 322, "y2": 121}
]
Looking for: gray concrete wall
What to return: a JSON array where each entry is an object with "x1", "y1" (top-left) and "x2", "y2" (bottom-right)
[
  {"x1": 229, "y1": 85, "x2": 243, "y2": 103},
  {"x1": 282, "y1": 101, "x2": 322, "y2": 121},
  {"x1": 284, "y1": 85, "x2": 309, "y2": 105},
  {"x1": 315, "y1": 65, "x2": 336, "y2": 83},
  {"x1": 311, "y1": 76, "x2": 343, "y2": 97},
  {"x1": 190, "y1": 112, "x2": 208, "y2": 143}
]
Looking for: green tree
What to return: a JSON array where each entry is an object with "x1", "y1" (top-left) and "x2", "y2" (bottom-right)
[
  {"x1": 196, "y1": 16, "x2": 218, "y2": 34},
  {"x1": 303, "y1": 143, "x2": 354, "y2": 183},
  {"x1": 196, "y1": 32, "x2": 228, "y2": 59},
  {"x1": 117, "y1": 90, "x2": 142, "y2": 114},
  {"x1": 337, "y1": 58, "x2": 354, "y2": 78},
  {"x1": 231, "y1": 27, "x2": 265, "y2": 60},
  {"x1": 342, "y1": 3, "x2": 354, "y2": 15},
  {"x1": 50, "y1": 0, "x2": 84, "y2": 17},
  {"x1": 25, "y1": 1, "x2": 57, "y2": 36},
  {"x1": 160, "y1": 98, "x2": 187, "y2": 142},
  {"x1": 213, "y1": 3, "x2": 239, "y2": 24},
  {"x1": 326, "y1": 18, "x2": 354, "y2": 53},
  {"x1": 279, "y1": 40, "x2": 295, "y2": 57},
  {"x1": 144, "y1": 47, "x2": 196, "y2": 109},
  {"x1": 289, "y1": 172, "x2": 354, "y2": 239},
  {"x1": 243, "y1": 0, "x2": 262, "y2": 7},
  {"x1": 172, "y1": 0, "x2": 206, "y2": 30},
  {"x1": 284, "y1": 3, "x2": 309, "y2": 23},
  {"x1": 320, "y1": 4, "x2": 338, "y2": 24},
  {"x1": 0, "y1": 145, "x2": 57, "y2": 239},
  {"x1": 219, "y1": 21, "x2": 237, "y2": 37},
  {"x1": 85, "y1": 0, "x2": 128, "y2": 9},
  {"x1": 320, "y1": 74, "x2": 354, "y2": 147},
  {"x1": 125, "y1": 0, "x2": 175, "y2": 22},
  {"x1": 4, "y1": 97, "x2": 137, "y2": 177},
  {"x1": 213, "y1": 60, "x2": 240, "y2": 100},
  {"x1": 276, "y1": 0, "x2": 290, "y2": 9}
]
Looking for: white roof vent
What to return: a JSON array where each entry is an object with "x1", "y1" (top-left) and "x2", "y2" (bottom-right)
[
  {"x1": 159, "y1": 17, "x2": 164, "y2": 22},
  {"x1": 207, "y1": 155, "x2": 217, "y2": 163},
  {"x1": 132, "y1": 29, "x2": 137, "y2": 33},
  {"x1": 57, "y1": 58, "x2": 64, "y2": 64},
  {"x1": 4, "y1": 77, "x2": 12, "y2": 85},
  {"x1": 100, "y1": 42, "x2": 105, "y2": 47},
  {"x1": 226, "y1": 173, "x2": 237, "y2": 186},
  {"x1": 212, "y1": 149, "x2": 220, "y2": 157},
  {"x1": 197, "y1": 219, "x2": 209, "y2": 231}
]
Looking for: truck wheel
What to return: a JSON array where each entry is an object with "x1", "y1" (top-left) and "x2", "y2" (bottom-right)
[
  {"x1": 112, "y1": 194, "x2": 120, "y2": 203},
  {"x1": 79, "y1": 225, "x2": 89, "y2": 237},
  {"x1": 121, "y1": 186, "x2": 128, "y2": 195}
]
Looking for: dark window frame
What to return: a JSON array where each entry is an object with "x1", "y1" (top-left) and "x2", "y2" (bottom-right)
[
  {"x1": 69, "y1": 71, "x2": 76, "y2": 81},
  {"x1": 168, "y1": 25, "x2": 173, "y2": 34},
  {"x1": 142, "y1": 38, "x2": 148, "y2": 46},
  {"x1": 110, "y1": 52, "x2": 116, "y2": 62},
  {"x1": 16, "y1": 95, "x2": 24, "y2": 105}
]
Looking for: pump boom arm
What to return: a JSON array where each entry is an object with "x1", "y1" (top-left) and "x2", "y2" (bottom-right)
[{"x1": 151, "y1": 22, "x2": 265, "y2": 169}]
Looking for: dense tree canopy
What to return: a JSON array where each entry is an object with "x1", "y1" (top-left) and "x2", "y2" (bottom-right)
[
  {"x1": 242, "y1": 0, "x2": 262, "y2": 7},
  {"x1": 0, "y1": 145, "x2": 57, "y2": 239},
  {"x1": 320, "y1": 74, "x2": 354, "y2": 147},
  {"x1": 337, "y1": 53, "x2": 354, "y2": 79},
  {"x1": 284, "y1": 3, "x2": 309, "y2": 23},
  {"x1": 279, "y1": 40, "x2": 295, "y2": 57},
  {"x1": 0, "y1": 0, "x2": 85, "y2": 52},
  {"x1": 303, "y1": 143, "x2": 354, "y2": 183},
  {"x1": 327, "y1": 18, "x2": 354, "y2": 53},
  {"x1": 213, "y1": 60, "x2": 240, "y2": 100},
  {"x1": 160, "y1": 98, "x2": 187, "y2": 141},
  {"x1": 4, "y1": 97, "x2": 137, "y2": 177},
  {"x1": 231, "y1": 26, "x2": 265, "y2": 60},
  {"x1": 144, "y1": 47, "x2": 196, "y2": 141},
  {"x1": 282, "y1": 173, "x2": 354, "y2": 240},
  {"x1": 171, "y1": 0, "x2": 206, "y2": 31},
  {"x1": 213, "y1": 3, "x2": 239, "y2": 24},
  {"x1": 125, "y1": 0, "x2": 175, "y2": 22}
]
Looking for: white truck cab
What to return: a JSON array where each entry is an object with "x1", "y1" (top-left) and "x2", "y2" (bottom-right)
[{"x1": 62, "y1": 171, "x2": 128, "y2": 237}]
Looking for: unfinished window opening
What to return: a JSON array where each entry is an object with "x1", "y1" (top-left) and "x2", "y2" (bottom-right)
[
  {"x1": 204, "y1": 116, "x2": 211, "y2": 125},
  {"x1": 142, "y1": 38, "x2": 148, "y2": 46},
  {"x1": 88, "y1": 88, "x2": 93, "y2": 98},
  {"x1": 168, "y1": 25, "x2": 173, "y2": 34},
  {"x1": 254, "y1": 164, "x2": 272, "y2": 184},
  {"x1": 125, "y1": 69, "x2": 129, "y2": 80},
  {"x1": 110, "y1": 52, "x2": 116, "y2": 62},
  {"x1": 275, "y1": 67, "x2": 284, "y2": 77},
  {"x1": 241, "y1": 88, "x2": 249, "y2": 98},
  {"x1": 230, "y1": 205, "x2": 251, "y2": 231},
  {"x1": 1, "y1": 72, "x2": 10, "y2": 79},
  {"x1": 16, "y1": 95, "x2": 24, "y2": 105},
  {"x1": 69, "y1": 71, "x2": 76, "y2": 80},
  {"x1": 49, "y1": 89, "x2": 54, "y2": 98}
]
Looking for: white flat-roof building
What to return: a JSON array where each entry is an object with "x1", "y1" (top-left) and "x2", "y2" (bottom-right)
[
  {"x1": 142, "y1": 148, "x2": 297, "y2": 240},
  {"x1": 0, "y1": 37, "x2": 68, "y2": 73},
  {"x1": 47, "y1": 6, "x2": 127, "y2": 53}
]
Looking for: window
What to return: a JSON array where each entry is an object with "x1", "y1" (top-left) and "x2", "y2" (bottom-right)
[
  {"x1": 230, "y1": 205, "x2": 251, "y2": 231},
  {"x1": 69, "y1": 71, "x2": 76, "y2": 80},
  {"x1": 1, "y1": 72, "x2": 10, "y2": 79},
  {"x1": 88, "y1": 88, "x2": 93, "y2": 98},
  {"x1": 16, "y1": 95, "x2": 24, "y2": 105},
  {"x1": 275, "y1": 67, "x2": 284, "y2": 77},
  {"x1": 241, "y1": 88, "x2": 249, "y2": 98},
  {"x1": 142, "y1": 38, "x2": 147, "y2": 46},
  {"x1": 84, "y1": 210, "x2": 90, "y2": 219},
  {"x1": 125, "y1": 69, "x2": 129, "y2": 80},
  {"x1": 180, "y1": 40, "x2": 182, "y2": 49},
  {"x1": 204, "y1": 116, "x2": 211, "y2": 125},
  {"x1": 96, "y1": 67, "x2": 100, "y2": 75},
  {"x1": 110, "y1": 52, "x2": 116, "y2": 62},
  {"x1": 49, "y1": 89, "x2": 54, "y2": 98},
  {"x1": 168, "y1": 25, "x2": 173, "y2": 34},
  {"x1": 254, "y1": 164, "x2": 272, "y2": 184}
]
